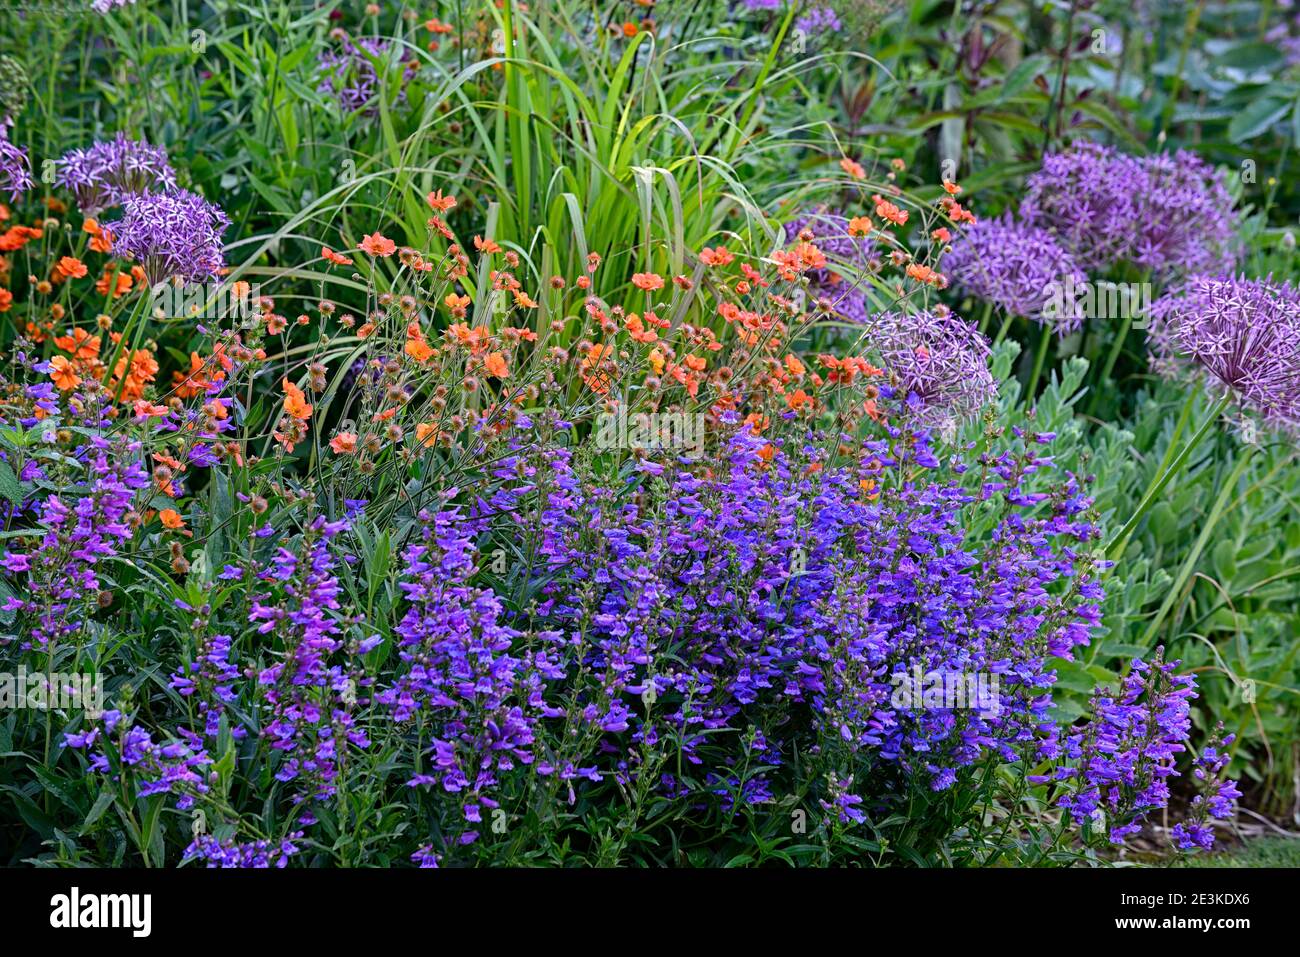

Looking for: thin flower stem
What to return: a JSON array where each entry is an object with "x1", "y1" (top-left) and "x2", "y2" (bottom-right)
[
  {"x1": 1024, "y1": 322, "x2": 1051, "y2": 404},
  {"x1": 1139, "y1": 443, "x2": 1256, "y2": 648},
  {"x1": 1106, "y1": 394, "x2": 1231, "y2": 560}
]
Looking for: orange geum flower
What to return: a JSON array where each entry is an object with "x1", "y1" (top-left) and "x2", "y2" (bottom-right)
[
  {"x1": 54, "y1": 256, "x2": 88, "y2": 282},
  {"x1": 632, "y1": 272, "x2": 664, "y2": 291},
  {"x1": 473, "y1": 235, "x2": 502, "y2": 255},
  {"x1": 942, "y1": 179, "x2": 963, "y2": 195},
  {"x1": 89, "y1": 225, "x2": 113, "y2": 254},
  {"x1": 282, "y1": 378, "x2": 313, "y2": 420},
  {"x1": 50, "y1": 356, "x2": 81, "y2": 391},
  {"x1": 444, "y1": 292, "x2": 471, "y2": 318},
  {"x1": 699, "y1": 246, "x2": 734, "y2": 267},
  {"x1": 848, "y1": 216, "x2": 873, "y2": 238},
  {"x1": 785, "y1": 389, "x2": 813, "y2": 411},
  {"x1": 322, "y1": 246, "x2": 351, "y2": 265},
  {"x1": 414, "y1": 422, "x2": 438, "y2": 448},
  {"x1": 906, "y1": 263, "x2": 947, "y2": 288},
  {"x1": 840, "y1": 157, "x2": 866, "y2": 180},
  {"x1": 0, "y1": 288, "x2": 11, "y2": 312},
  {"x1": 330, "y1": 432, "x2": 358, "y2": 455},
  {"x1": 484, "y1": 351, "x2": 510, "y2": 379},
  {"x1": 134, "y1": 400, "x2": 170, "y2": 418},
  {"x1": 873, "y1": 196, "x2": 909, "y2": 226},
  {"x1": 54, "y1": 328, "x2": 101, "y2": 360},
  {"x1": 426, "y1": 189, "x2": 457, "y2": 212},
  {"x1": 96, "y1": 268, "x2": 133, "y2": 298},
  {"x1": 159, "y1": 509, "x2": 185, "y2": 529},
  {"x1": 405, "y1": 335, "x2": 435, "y2": 363},
  {"x1": 358, "y1": 232, "x2": 396, "y2": 257}
]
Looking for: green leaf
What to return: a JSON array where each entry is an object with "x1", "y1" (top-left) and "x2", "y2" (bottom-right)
[
  {"x1": 0, "y1": 459, "x2": 29, "y2": 505},
  {"x1": 1228, "y1": 97, "x2": 1289, "y2": 143}
]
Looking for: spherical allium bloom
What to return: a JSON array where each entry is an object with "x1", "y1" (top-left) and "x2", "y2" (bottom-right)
[
  {"x1": 1021, "y1": 142, "x2": 1238, "y2": 278},
  {"x1": 1146, "y1": 275, "x2": 1300, "y2": 436},
  {"x1": 0, "y1": 55, "x2": 28, "y2": 126},
  {"x1": 317, "y1": 35, "x2": 418, "y2": 117},
  {"x1": 866, "y1": 309, "x2": 997, "y2": 427},
  {"x1": 784, "y1": 208, "x2": 876, "y2": 325},
  {"x1": 55, "y1": 133, "x2": 177, "y2": 216},
  {"x1": 942, "y1": 215, "x2": 1088, "y2": 335},
  {"x1": 108, "y1": 189, "x2": 229, "y2": 283},
  {"x1": 0, "y1": 127, "x2": 32, "y2": 201}
]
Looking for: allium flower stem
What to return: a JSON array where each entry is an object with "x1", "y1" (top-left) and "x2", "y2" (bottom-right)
[
  {"x1": 1160, "y1": 1, "x2": 1207, "y2": 136},
  {"x1": 1139, "y1": 445, "x2": 1256, "y2": 647},
  {"x1": 1106, "y1": 393, "x2": 1231, "y2": 560},
  {"x1": 1089, "y1": 312, "x2": 1134, "y2": 415},
  {"x1": 1025, "y1": 323, "x2": 1052, "y2": 403},
  {"x1": 104, "y1": 291, "x2": 152, "y2": 403},
  {"x1": 1088, "y1": 271, "x2": 1150, "y2": 417},
  {"x1": 992, "y1": 311, "x2": 1016, "y2": 348}
]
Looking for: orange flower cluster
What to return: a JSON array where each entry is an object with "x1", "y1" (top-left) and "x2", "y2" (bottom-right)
[{"x1": 46, "y1": 327, "x2": 158, "y2": 402}]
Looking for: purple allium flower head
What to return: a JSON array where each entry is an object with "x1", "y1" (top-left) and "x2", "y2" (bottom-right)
[
  {"x1": 107, "y1": 189, "x2": 230, "y2": 283},
  {"x1": 942, "y1": 214, "x2": 1088, "y2": 335},
  {"x1": 317, "y1": 34, "x2": 418, "y2": 117},
  {"x1": 867, "y1": 309, "x2": 997, "y2": 427},
  {"x1": 0, "y1": 127, "x2": 33, "y2": 201},
  {"x1": 1021, "y1": 142, "x2": 1238, "y2": 278},
  {"x1": 55, "y1": 132, "x2": 177, "y2": 216},
  {"x1": 1146, "y1": 275, "x2": 1300, "y2": 436}
]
